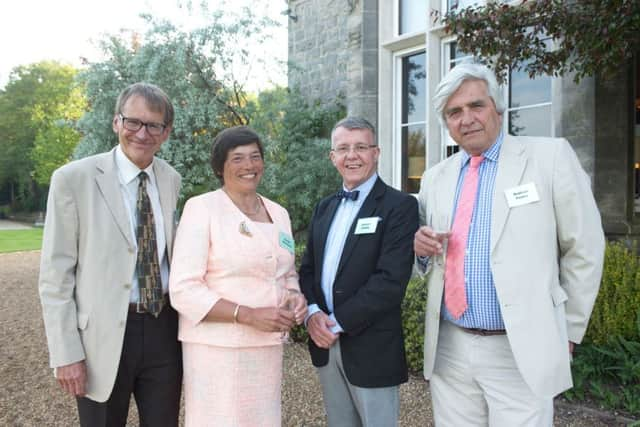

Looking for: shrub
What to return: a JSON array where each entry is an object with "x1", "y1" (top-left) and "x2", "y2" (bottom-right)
[
  {"x1": 401, "y1": 276, "x2": 428, "y2": 373},
  {"x1": 585, "y1": 240, "x2": 640, "y2": 344}
]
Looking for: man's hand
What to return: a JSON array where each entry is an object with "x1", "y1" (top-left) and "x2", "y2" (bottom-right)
[
  {"x1": 56, "y1": 360, "x2": 87, "y2": 397},
  {"x1": 307, "y1": 311, "x2": 339, "y2": 349},
  {"x1": 414, "y1": 226, "x2": 450, "y2": 257}
]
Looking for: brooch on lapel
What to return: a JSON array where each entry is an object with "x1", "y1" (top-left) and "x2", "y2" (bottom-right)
[{"x1": 239, "y1": 221, "x2": 252, "y2": 237}]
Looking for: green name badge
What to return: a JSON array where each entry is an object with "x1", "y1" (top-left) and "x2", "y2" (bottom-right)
[{"x1": 279, "y1": 231, "x2": 295, "y2": 254}]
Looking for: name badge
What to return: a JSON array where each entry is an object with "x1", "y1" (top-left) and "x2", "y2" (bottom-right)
[
  {"x1": 504, "y1": 182, "x2": 540, "y2": 207},
  {"x1": 279, "y1": 231, "x2": 295, "y2": 254},
  {"x1": 354, "y1": 217, "x2": 381, "y2": 235}
]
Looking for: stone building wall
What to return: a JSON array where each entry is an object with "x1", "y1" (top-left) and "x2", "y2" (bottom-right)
[{"x1": 287, "y1": 0, "x2": 378, "y2": 126}]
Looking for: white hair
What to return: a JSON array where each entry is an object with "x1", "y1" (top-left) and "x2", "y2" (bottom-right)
[{"x1": 433, "y1": 62, "x2": 505, "y2": 127}]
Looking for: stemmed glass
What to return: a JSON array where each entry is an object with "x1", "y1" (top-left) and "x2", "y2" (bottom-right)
[
  {"x1": 278, "y1": 287, "x2": 301, "y2": 344},
  {"x1": 429, "y1": 213, "x2": 451, "y2": 268}
]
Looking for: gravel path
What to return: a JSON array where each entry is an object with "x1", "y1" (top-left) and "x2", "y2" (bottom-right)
[{"x1": 0, "y1": 251, "x2": 634, "y2": 426}]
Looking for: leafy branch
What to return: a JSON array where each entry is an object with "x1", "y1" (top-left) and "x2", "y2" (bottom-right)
[{"x1": 438, "y1": 0, "x2": 640, "y2": 83}]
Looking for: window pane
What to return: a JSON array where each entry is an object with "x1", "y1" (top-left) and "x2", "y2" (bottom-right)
[
  {"x1": 508, "y1": 106, "x2": 552, "y2": 137},
  {"x1": 399, "y1": 0, "x2": 427, "y2": 34},
  {"x1": 402, "y1": 52, "x2": 426, "y2": 124},
  {"x1": 402, "y1": 124, "x2": 426, "y2": 193},
  {"x1": 509, "y1": 68, "x2": 551, "y2": 108}
]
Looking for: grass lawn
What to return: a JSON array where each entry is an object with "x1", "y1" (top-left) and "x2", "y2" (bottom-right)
[{"x1": 0, "y1": 228, "x2": 43, "y2": 253}]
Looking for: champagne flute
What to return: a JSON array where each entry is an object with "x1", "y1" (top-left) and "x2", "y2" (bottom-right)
[
  {"x1": 278, "y1": 287, "x2": 300, "y2": 344},
  {"x1": 429, "y1": 213, "x2": 451, "y2": 267}
]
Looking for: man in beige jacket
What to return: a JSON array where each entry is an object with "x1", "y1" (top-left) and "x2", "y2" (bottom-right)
[
  {"x1": 39, "y1": 82, "x2": 182, "y2": 426},
  {"x1": 414, "y1": 63, "x2": 605, "y2": 426}
]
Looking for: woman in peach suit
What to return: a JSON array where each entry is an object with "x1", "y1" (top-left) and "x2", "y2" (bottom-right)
[{"x1": 169, "y1": 126, "x2": 307, "y2": 427}]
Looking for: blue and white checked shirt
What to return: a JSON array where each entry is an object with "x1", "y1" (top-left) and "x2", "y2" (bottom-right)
[
  {"x1": 443, "y1": 133, "x2": 505, "y2": 330},
  {"x1": 307, "y1": 173, "x2": 378, "y2": 333}
]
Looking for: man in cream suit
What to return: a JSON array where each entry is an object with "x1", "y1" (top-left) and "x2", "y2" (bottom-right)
[
  {"x1": 414, "y1": 63, "x2": 604, "y2": 425},
  {"x1": 39, "y1": 83, "x2": 182, "y2": 426}
]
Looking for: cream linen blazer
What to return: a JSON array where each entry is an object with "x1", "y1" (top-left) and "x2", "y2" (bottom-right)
[
  {"x1": 419, "y1": 135, "x2": 605, "y2": 398},
  {"x1": 38, "y1": 148, "x2": 181, "y2": 402},
  {"x1": 169, "y1": 190, "x2": 299, "y2": 347}
]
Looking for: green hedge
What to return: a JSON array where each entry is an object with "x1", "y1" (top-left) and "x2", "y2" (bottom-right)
[{"x1": 585, "y1": 240, "x2": 640, "y2": 344}]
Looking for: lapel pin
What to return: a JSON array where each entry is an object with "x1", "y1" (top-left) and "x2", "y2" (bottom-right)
[{"x1": 239, "y1": 221, "x2": 253, "y2": 237}]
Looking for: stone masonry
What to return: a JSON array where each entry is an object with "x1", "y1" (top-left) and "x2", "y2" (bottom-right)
[{"x1": 287, "y1": 0, "x2": 378, "y2": 127}]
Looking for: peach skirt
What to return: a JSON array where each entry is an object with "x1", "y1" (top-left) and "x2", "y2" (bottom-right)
[{"x1": 183, "y1": 343, "x2": 283, "y2": 427}]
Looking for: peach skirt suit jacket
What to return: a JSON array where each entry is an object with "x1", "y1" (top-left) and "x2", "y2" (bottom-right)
[{"x1": 169, "y1": 189, "x2": 299, "y2": 427}]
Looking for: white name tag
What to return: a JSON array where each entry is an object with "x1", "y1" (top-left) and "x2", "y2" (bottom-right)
[
  {"x1": 504, "y1": 182, "x2": 540, "y2": 207},
  {"x1": 354, "y1": 217, "x2": 381, "y2": 235}
]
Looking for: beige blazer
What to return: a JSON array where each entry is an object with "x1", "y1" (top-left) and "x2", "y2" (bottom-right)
[
  {"x1": 169, "y1": 190, "x2": 299, "y2": 347},
  {"x1": 38, "y1": 148, "x2": 181, "y2": 402},
  {"x1": 419, "y1": 135, "x2": 605, "y2": 398}
]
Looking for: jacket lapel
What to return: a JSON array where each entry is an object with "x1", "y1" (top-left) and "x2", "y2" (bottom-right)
[
  {"x1": 315, "y1": 195, "x2": 341, "y2": 274},
  {"x1": 153, "y1": 160, "x2": 175, "y2": 259},
  {"x1": 491, "y1": 135, "x2": 527, "y2": 253},
  {"x1": 435, "y1": 153, "x2": 463, "y2": 223},
  {"x1": 94, "y1": 149, "x2": 135, "y2": 248}
]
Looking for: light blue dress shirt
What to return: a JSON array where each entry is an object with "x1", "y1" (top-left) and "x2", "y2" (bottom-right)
[
  {"x1": 443, "y1": 133, "x2": 505, "y2": 330},
  {"x1": 307, "y1": 173, "x2": 378, "y2": 333}
]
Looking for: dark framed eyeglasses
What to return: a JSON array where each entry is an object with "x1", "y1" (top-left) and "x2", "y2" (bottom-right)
[{"x1": 119, "y1": 114, "x2": 166, "y2": 136}]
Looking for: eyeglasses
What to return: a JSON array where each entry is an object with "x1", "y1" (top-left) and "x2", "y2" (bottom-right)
[
  {"x1": 331, "y1": 144, "x2": 377, "y2": 156},
  {"x1": 119, "y1": 114, "x2": 166, "y2": 136}
]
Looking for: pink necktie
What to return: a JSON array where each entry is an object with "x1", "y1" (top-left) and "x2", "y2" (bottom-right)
[{"x1": 444, "y1": 155, "x2": 484, "y2": 319}]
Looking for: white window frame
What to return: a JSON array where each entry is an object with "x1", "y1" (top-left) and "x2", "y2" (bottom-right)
[{"x1": 393, "y1": 46, "x2": 427, "y2": 192}]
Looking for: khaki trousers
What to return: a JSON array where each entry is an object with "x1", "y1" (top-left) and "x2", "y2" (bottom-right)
[{"x1": 430, "y1": 321, "x2": 553, "y2": 427}]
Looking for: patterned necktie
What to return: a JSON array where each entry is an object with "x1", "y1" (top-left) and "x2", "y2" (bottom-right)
[
  {"x1": 136, "y1": 171, "x2": 164, "y2": 317},
  {"x1": 444, "y1": 155, "x2": 484, "y2": 319},
  {"x1": 336, "y1": 190, "x2": 359, "y2": 201}
]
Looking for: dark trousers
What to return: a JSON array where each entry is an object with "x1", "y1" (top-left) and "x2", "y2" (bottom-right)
[{"x1": 77, "y1": 305, "x2": 182, "y2": 427}]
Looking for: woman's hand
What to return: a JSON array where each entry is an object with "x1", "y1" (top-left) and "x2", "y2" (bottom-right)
[
  {"x1": 291, "y1": 292, "x2": 308, "y2": 325},
  {"x1": 237, "y1": 306, "x2": 295, "y2": 333}
]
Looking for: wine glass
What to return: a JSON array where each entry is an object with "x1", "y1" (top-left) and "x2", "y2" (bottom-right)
[
  {"x1": 429, "y1": 213, "x2": 451, "y2": 267},
  {"x1": 278, "y1": 288, "x2": 301, "y2": 344}
]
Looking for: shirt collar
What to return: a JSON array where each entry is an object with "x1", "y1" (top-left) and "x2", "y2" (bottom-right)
[
  {"x1": 343, "y1": 172, "x2": 378, "y2": 202},
  {"x1": 115, "y1": 145, "x2": 156, "y2": 185},
  {"x1": 459, "y1": 131, "x2": 504, "y2": 168}
]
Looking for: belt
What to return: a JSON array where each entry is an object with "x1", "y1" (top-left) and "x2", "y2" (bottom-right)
[
  {"x1": 128, "y1": 294, "x2": 170, "y2": 314},
  {"x1": 458, "y1": 326, "x2": 506, "y2": 336}
]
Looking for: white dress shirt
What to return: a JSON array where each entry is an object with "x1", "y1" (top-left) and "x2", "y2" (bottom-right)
[{"x1": 114, "y1": 146, "x2": 169, "y2": 302}]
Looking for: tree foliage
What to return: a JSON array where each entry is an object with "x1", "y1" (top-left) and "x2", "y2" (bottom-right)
[
  {"x1": 77, "y1": 8, "x2": 344, "y2": 235},
  {"x1": 440, "y1": 0, "x2": 640, "y2": 83},
  {"x1": 253, "y1": 87, "x2": 345, "y2": 237},
  {"x1": 0, "y1": 61, "x2": 85, "y2": 208},
  {"x1": 76, "y1": 8, "x2": 276, "y2": 199}
]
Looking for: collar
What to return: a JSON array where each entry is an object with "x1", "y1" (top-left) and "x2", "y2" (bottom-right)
[
  {"x1": 115, "y1": 145, "x2": 156, "y2": 185},
  {"x1": 343, "y1": 173, "x2": 378, "y2": 202},
  {"x1": 460, "y1": 131, "x2": 504, "y2": 169}
]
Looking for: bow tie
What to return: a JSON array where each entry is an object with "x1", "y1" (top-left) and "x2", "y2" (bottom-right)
[{"x1": 336, "y1": 190, "x2": 359, "y2": 201}]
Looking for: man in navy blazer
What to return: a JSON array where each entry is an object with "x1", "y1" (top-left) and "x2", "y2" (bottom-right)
[{"x1": 299, "y1": 116, "x2": 418, "y2": 427}]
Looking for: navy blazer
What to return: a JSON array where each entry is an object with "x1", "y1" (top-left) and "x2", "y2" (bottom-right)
[{"x1": 299, "y1": 177, "x2": 419, "y2": 388}]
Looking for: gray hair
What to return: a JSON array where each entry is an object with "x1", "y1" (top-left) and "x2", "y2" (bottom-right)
[
  {"x1": 115, "y1": 82, "x2": 175, "y2": 127},
  {"x1": 331, "y1": 116, "x2": 377, "y2": 145},
  {"x1": 433, "y1": 63, "x2": 505, "y2": 127}
]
